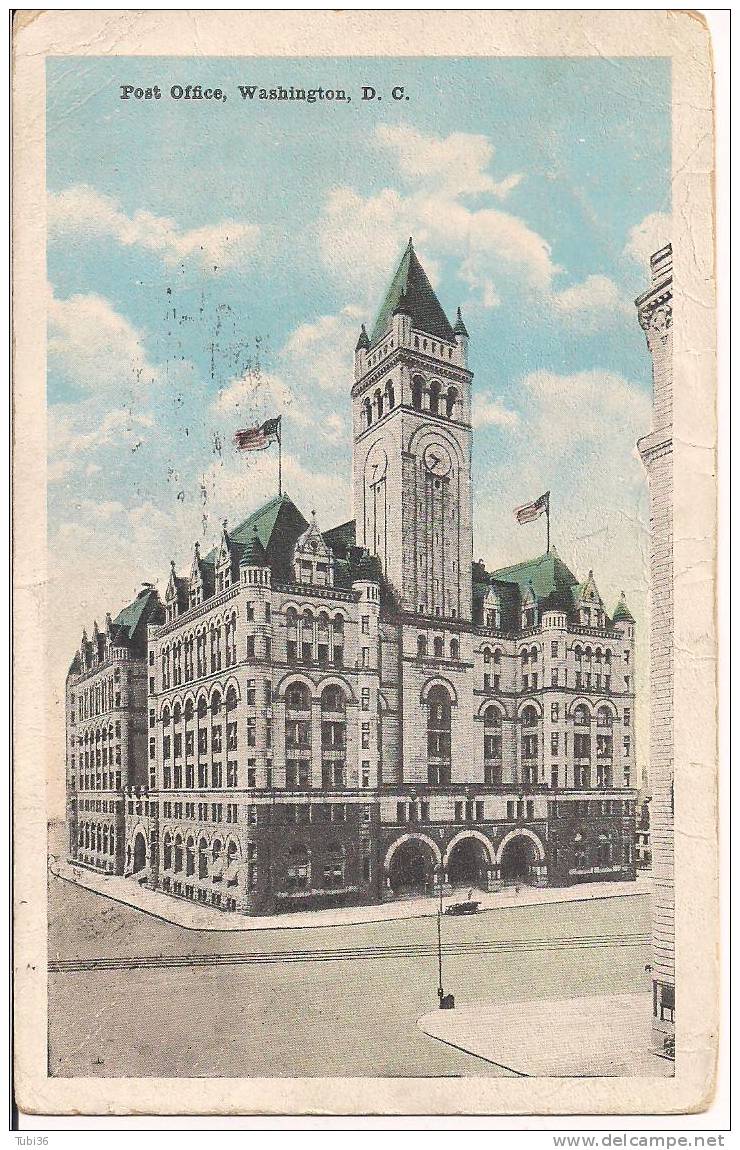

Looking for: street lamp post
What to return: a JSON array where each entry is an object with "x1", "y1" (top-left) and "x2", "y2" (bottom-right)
[{"x1": 436, "y1": 863, "x2": 454, "y2": 1009}]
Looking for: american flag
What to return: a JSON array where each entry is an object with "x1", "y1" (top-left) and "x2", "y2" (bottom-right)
[
  {"x1": 234, "y1": 416, "x2": 281, "y2": 452},
  {"x1": 514, "y1": 490, "x2": 550, "y2": 525}
]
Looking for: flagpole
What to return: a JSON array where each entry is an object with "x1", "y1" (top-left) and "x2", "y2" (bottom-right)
[
  {"x1": 277, "y1": 419, "x2": 282, "y2": 497},
  {"x1": 546, "y1": 500, "x2": 550, "y2": 554}
]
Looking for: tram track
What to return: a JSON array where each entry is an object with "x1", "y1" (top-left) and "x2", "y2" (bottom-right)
[{"x1": 49, "y1": 930, "x2": 649, "y2": 973}]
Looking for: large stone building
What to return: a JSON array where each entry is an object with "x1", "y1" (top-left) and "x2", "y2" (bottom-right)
[
  {"x1": 65, "y1": 586, "x2": 164, "y2": 874},
  {"x1": 66, "y1": 241, "x2": 638, "y2": 914},
  {"x1": 636, "y1": 243, "x2": 674, "y2": 1053}
]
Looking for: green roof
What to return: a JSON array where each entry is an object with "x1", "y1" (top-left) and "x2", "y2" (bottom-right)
[
  {"x1": 112, "y1": 587, "x2": 158, "y2": 642},
  {"x1": 489, "y1": 551, "x2": 579, "y2": 614},
  {"x1": 612, "y1": 594, "x2": 635, "y2": 623},
  {"x1": 370, "y1": 240, "x2": 456, "y2": 346}
]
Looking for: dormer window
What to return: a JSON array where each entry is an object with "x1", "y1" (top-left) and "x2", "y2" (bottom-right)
[{"x1": 292, "y1": 513, "x2": 333, "y2": 587}]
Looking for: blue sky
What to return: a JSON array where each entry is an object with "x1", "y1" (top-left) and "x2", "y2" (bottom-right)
[{"x1": 46, "y1": 55, "x2": 671, "y2": 788}]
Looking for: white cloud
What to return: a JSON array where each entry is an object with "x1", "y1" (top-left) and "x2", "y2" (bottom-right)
[
  {"x1": 48, "y1": 288, "x2": 161, "y2": 394},
  {"x1": 551, "y1": 274, "x2": 631, "y2": 327},
  {"x1": 473, "y1": 392, "x2": 519, "y2": 428},
  {"x1": 47, "y1": 405, "x2": 155, "y2": 483},
  {"x1": 624, "y1": 212, "x2": 672, "y2": 268},
  {"x1": 48, "y1": 184, "x2": 260, "y2": 270},
  {"x1": 280, "y1": 305, "x2": 363, "y2": 394},
  {"x1": 374, "y1": 123, "x2": 522, "y2": 200}
]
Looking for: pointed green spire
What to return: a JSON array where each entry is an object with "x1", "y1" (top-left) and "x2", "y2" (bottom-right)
[{"x1": 370, "y1": 241, "x2": 456, "y2": 346}]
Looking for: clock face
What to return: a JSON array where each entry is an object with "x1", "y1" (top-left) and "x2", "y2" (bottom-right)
[
  {"x1": 365, "y1": 442, "x2": 387, "y2": 483},
  {"x1": 423, "y1": 442, "x2": 452, "y2": 477}
]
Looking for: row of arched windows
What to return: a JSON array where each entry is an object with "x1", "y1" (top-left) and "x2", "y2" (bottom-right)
[
  {"x1": 411, "y1": 376, "x2": 458, "y2": 419},
  {"x1": 417, "y1": 634, "x2": 460, "y2": 660},
  {"x1": 162, "y1": 831, "x2": 239, "y2": 879},
  {"x1": 77, "y1": 821, "x2": 115, "y2": 856},
  {"x1": 286, "y1": 608, "x2": 345, "y2": 666},
  {"x1": 285, "y1": 682, "x2": 349, "y2": 788},
  {"x1": 161, "y1": 613, "x2": 238, "y2": 689},
  {"x1": 362, "y1": 381, "x2": 396, "y2": 428}
]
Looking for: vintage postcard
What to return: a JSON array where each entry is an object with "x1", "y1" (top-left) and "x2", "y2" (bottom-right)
[{"x1": 13, "y1": 10, "x2": 718, "y2": 1119}]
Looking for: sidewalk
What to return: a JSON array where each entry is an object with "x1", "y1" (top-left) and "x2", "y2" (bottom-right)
[
  {"x1": 418, "y1": 992, "x2": 673, "y2": 1078},
  {"x1": 50, "y1": 854, "x2": 651, "y2": 933}
]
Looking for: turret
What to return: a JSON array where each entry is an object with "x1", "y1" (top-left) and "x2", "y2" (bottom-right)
[
  {"x1": 354, "y1": 323, "x2": 370, "y2": 380},
  {"x1": 453, "y1": 306, "x2": 469, "y2": 366}
]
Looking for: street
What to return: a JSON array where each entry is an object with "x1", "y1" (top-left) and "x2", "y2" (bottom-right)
[{"x1": 48, "y1": 870, "x2": 652, "y2": 1078}]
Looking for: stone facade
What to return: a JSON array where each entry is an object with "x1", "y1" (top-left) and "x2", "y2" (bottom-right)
[
  {"x1": 66, "y1": 242, "x2": 638, "y2": 915},
  {"x1": 65, "y1": 587, "x2": 164, "y2": 875},
  {"x1": 636, "y1": 243, "x2": 675, "y2": 1051}
]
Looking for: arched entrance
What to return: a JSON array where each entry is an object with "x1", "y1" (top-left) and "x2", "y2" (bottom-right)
[
  {"x1": 447, "y1": 837, "x2": 490, "y2": 890},
  {"x1": 500, "y1": 835, "x2": 534, "y2": 883},
  {"x1": 132, "y1": 830, "x2": 147, "y2": 873},
  {"x1": 388, "y1": 838, "x2": 436, "y2": 896}
]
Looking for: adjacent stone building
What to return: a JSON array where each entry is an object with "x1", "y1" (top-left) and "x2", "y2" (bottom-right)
[
  {"x1": 66, "y1": 241, "x2": 638, "y2": 914},
  {"x1": 636, "y1": 242, "x2": 675, "y2": 1052},
  {"x1": 65, "y1": 586, "x2": 164, "y2": 875}
]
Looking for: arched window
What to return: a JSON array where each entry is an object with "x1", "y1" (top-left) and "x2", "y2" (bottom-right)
[
  {"x1": 574, "y1": 704, "x2": 590, "y2": 726},
  {"x1": 286, "y1": 682, "x2": 310, "y2": 711},
  {"x1": 174, "y1": 834, "x2": 183, "y2": 873},
  {"x1": 429, "y1": 381, "x2": 440, "y2": 416},
  {"x1": 596, "y1": 706, "x2": 613, "y2": 728},
  {"x1": 417, "y1": 634, "x2": 427, "y2": 657},
  {"x1": 445, "y1": 386, "x2": 458, "y2": 419},
  {"x1": 427, "y1": 685, "x2": 452, "y2": 784},
  {"x1": 493, "y1": 649, "x2": 502, "y2": 665},
  {"x1": 173, "y1": 701, "x2": 182, "y2": 725},
  {"x1": 184, "y1": 698, "x2": 194, "y2": 723},
  {"x1": 374, "y1": 389, "x2": 383, "y2": 420},
  {"x1": 385, "y1": 380, "x2": 395, "y2": 409},
  {"x1": 450, "y1": 638, "x2": 460, "y2": 660},
  {"x1": 198, "y1": 837, "x2": 209, "y2": 879},
  {"x1": 163, "y1": 831, "x2": 172, "y2": 871},
  {"x1": 433, "y1": 636, "x2": 444, "y2": 658},
  {"x1": 197, "y1": 696, "x2": 207, "y2": 720},
  {"x1": 520, "y1": 705, "x2": 539, "y2": 775},
  {"x1": 186, "y1": 836, "x2": 195, "y2": 876},
  {"x1": 211, "y1": 690, "x2": 222, "y2": 717},
  {"x1": 411, "y1": 376, "x2": 424, "y2": 411},
  {"x1": 530, "y1": 646, "x2": 538, "y2": 663},
  {"x1": 321, "y1": 685, "x2": 345, "y2": 714},
  {"x1": 162, "y1": 705, "x2": 171, "y2": 727},
  {"x1": 324, "y1": 843, "x2": 346, "y2": 889},
  {"x1": 321, "y1": 686, "x2": 346, "y2": 788},
  {"x1": 363, "y1": 398, "x2": 372, "y2": 428}
]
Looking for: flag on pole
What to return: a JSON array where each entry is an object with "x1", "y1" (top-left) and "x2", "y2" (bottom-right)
[
  {"x1": 514, "y1": 490, "x2": 550, "y2": 525},
  {"x1": 234, "y1": 416, "x2": 281, "y2": 452}
]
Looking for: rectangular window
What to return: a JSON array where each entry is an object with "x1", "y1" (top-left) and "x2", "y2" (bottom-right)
[
  {"x1": 455, "y1": 801, "x2": 463, "y2": 822},
  {"x1": 526, "y1": 800, "x2": 534, "y2": 818},
  {"x1": 507, "y1": 800, "x2": 515, "y2": 819},
  {"x1": 149, "y1": 709, "x2": 155, "y2": 728},
  {"x1": 551, "y1": 641, "x2": 558, "y2": 658},
  {"x1": 246, "y1": 635, "x2": 255, "y2": 658},
  {"x1": 361, "y1": 687, "x2": 371, "y2": 712},
  {"x1": 475, "y1": 801, "x2": 484, "y2": 822},
  {"x1": 551, "y1": 732, "x2": 559, "y2": 755},
  {"x1": 397, "y1": 801, "x2": 406, "y2": 824},
  {"x1": 186, "y1": 764, "x2": 194, "y2": 788},
  {"x1": 265, "y1": 680, "x2": 272, "y2": 705},
  {"x1": 198, "y1": 728, "x2": 208, "y2": 755},
  {"x1": 623, "y1": 736, "x2": 631, "y2": 756},
  {"x1": 247, "y1": 717, "x2": 256, "y2": 747},
  {"x1": 163, "y1": 735, "x2": 171, "y2": 760},
  {"x1": 361, "y1": 616, "x2": 369, "y2": 634},
  {"x1": 551, "y1": 703, "x2": 559, "y2": 722},
  {"x1": 361, "y1": 723, "x2": 370, "y2": 749},
  {"x1": 212, "y1": 762, "x2": 223, "y2": 788},
  {"x1": 551, "y1": 670, "x2": 558, "y2": 687},
  {"x1": 551, "y1": 765, "x2": 558, "y2": 788},
  {"x1": 211, "y1": 726, "x2": 222, "y2": 754},
  {"x1": 186, "y1": 730, "x2": 194, "y2": 757},
  {"x1": 246, "y1": 602, "x2": 254, "y2": 621},
  {"x1": 149, "y1": 737, "x2": 156, "y2": 760},
  {"x1": 624, "y1": 708, "x2": 631, "y2": 727},
  {"x1": 523, "y1": 674, "x2": 529, "y2": 690},
  {"x1": 246, "y1": 679, "x2": 256, "y2": 705},
  {"x1": 493, "y1": 674, "x2": 500, "y2": 691}
]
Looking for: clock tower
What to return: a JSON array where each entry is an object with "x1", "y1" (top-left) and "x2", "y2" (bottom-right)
[{"x1": 352, "y1": 239, "x2": 473, "y2": 620}]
